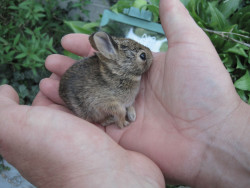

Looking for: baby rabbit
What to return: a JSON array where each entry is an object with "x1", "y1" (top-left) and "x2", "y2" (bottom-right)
[{"x1": 59, "y1": 32, "x2": 153, "y2": 128}]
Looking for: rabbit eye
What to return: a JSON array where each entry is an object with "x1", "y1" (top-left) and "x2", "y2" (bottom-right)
[{"x1": 140, "y1": 52, "x2": 146, "y2": 60}]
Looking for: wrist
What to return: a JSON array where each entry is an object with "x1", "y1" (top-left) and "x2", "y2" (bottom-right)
[{"x1": 194, "y1": 101, "x2": 250, "y2": 187}]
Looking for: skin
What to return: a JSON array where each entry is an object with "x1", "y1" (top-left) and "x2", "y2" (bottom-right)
[{"x1": 0, "y1": 0, "x2": 250, "y2": 187}]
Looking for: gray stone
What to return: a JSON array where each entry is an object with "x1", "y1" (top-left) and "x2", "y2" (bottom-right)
[{"x1": 0, "y1": 161, "x2": 35, "y2": 188}]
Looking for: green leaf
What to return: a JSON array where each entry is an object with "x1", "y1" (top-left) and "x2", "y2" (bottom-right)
[
  {"x1": 64, "y1": 21, "x2": 99, "y2": 34},
  {"x1": 18, "y1": 84, "x2": 29, "y2": 98},
  {"x1": 25, "y1": 12, "x2": 31, "y2": 19},
  {"x1": 0, "y1": 78, "x2": 8, "y2": 85},
  {"x1": 13, "y1": 34, "x2": 21, "y2": 47},
  {"x1": 36, "y1": 13, "x2": 46, "y2": 18},
  {"x1": 209, "y1": 34, "x2": 225, "y2": 50},
  {"x1": 226, "y1": 44, "x2": 248, "y2": 57},
  {"x1": 145, "y1": 4, "x2": 159, "y2": 22},
  {"x1": 64, "y1": 20, "x2": 86, "y2": 33},
  {"x1": 0, "y1": 37, "x2": 8, "y2": 45},
  {"x1": 16, "y1": 53, "x2": 27, "y2": 59},
  {"x1": 34, "y1": 4, "x2": 45, "y2": 12},
  {"x1": 240, "y1": 12, "x2": 250, "y2": 33},
  {"x1": 19, "y1": 1, "x2": 31, "y2": 8},
  {"x1": 236, "y1": 56, "x2": 245, "y2": 70},
  {"x1": 237, "y1": 89, "x2": 248, "y2": 102},
  {"x1": 221, "y1": 53, "x2": 235, "y2": 72},
  {"x1": 110, "y1": 0, "x2": 134, "y2": 13},
  {"x1": 235, "y1": 71, "x2": 250, "y2": 91},
  {"x1": 149, "y1": 0, "x2": 159, "y2": 6},
  {"x1": 83, "y1": 22, "x2": 100, "y2": 30},
  {"x1": 5, "y1": 51, "x2": 15, "y2": 61},
  {"x1": 63, "y1": 50, "x2": 82, "y2": 60},
  {"x1": 71, "y1": 3, "x2": 83, "y2": 8},
  {"x1": 231, "y1": 6, "x2": 250, "y2": 32},
  {"x1": 48, "y1": 38, "x2": 56, "y2": 53},
  {"x1": 30, "y1": 54, "x2": 43, "y2": 62},
  {"x1": 218, "y1": 0, "x2": 242, "y2": 18},
  {"x1": 207, "y1": 2, "x2": 228, "y2": 30},
  {"x1": 248, "y1": 51, "x2": 250, "y2": 64},
  {"x1": 133, "y1": 0, "x2": 147, "y2": 9},
  {"x1": 185, "y1": 0, "x2": 209, "y2": 28},
  {"x1": 25, "y1": 28, "x2": 34, "y2": 35},
  {"x1": 4, "y1": 46, "x2": 11, "y2": 53},
  {"x1": 8, "y1": 5, "x2": 18, "y2": 10}
]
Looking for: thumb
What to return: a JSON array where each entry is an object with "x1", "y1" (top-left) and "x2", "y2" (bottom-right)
[
  {"x1": 160, "y1": 0, "x2": 208, "y2": 45},
  {"x1": 0, "y1": 85, "x2": 19, "y2": 105}
]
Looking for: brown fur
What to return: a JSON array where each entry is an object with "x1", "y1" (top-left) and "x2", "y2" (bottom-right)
[{"x1": 59, "y1": 32, "x2": 153, "y2": 128}]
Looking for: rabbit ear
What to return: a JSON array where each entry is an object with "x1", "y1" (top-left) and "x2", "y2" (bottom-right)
[{"x1": 89, "y1": 32, "x2": 118, "y2": 59}]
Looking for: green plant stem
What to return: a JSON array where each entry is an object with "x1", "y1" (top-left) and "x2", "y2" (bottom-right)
[{"x1": 203, "y1": 28, "x2": 250, "y2": 48}]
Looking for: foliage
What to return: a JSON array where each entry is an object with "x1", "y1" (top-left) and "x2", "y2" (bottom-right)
[
  {"x1": 64, "y1": 20, "x2": 100, "y2": 35},
  {"x1": 0, "y1": 0, "x2": 90, "y2": 104},
  {"x1": 65, "y1": 0, "x2": 160, "y2": 34},
  {"x1": 110, "y1": 0, "x2": 160, "y2": 22}
]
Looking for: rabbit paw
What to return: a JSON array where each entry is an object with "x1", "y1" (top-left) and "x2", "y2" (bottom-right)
[
  {"x1": 126, "y1": 106, "x2": 136, "y2": 122},
  {"x1": 101, "y1": 116, "x2": 129, "y2": 128},
  {"x1": 101, "y1": 116, "x2": 115, "y2": 127},
  {"x1": 119, "y1": 120, "x2": 130, "y2": 128},
  {"x1": 124, "y1": 120, "x2": 130, "y2": 127}
]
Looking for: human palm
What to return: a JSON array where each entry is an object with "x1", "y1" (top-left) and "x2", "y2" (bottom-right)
[{"x1": 34, "y1": 0, "x2": 242, "y2": 186}]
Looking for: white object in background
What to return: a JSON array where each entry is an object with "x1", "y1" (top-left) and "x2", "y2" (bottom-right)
[{"x1": 126, "y1": 28, "x2": 167, "y2": 52}]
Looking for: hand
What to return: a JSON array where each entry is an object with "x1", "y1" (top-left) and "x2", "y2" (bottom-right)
[
  {"x1": 2, "y1": 0, "x2": 250, "y2": 187},
  {"x1": 0, "y1": 85, "x2": 164, "y2": 187},
  {"x1": 38, "y1": 0, "x2": 250, "y2": 187}
]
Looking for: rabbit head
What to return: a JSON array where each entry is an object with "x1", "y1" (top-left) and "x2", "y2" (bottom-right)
[{"x1": 89, "y1": 32, "x2": 153, "y2": 76}]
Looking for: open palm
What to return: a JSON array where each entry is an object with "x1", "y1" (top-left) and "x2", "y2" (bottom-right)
[{"x1": 34, "y1": 0, "x2": 242, "y2": 186}]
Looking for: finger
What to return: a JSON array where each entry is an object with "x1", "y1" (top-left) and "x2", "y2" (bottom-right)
[
  {"x1": 45, "y1": 54, "x2": 75, "y2": 77},
  {"x1": 32, "y1": 74, "x2": 61, "y2": 106},
  {"x1": 47, "y1": 103, "x2": 73, "y2": 113},
  {"x1": 50, "y1": 73, "x2": 61, "y2": 80},
  {"x1": 160, "y1": 0, "x2": 208, "y2": 45},
  {"x1": 32, "y1": 90, "x2": 71, "y2": 113},
  {"x1": 39, "y1": 78, "x2": 64, "y2": 105},
  {"x1": 61, "y1": 33, "x2": 95, "y2": 57},
  {"x1": 0, "y1": 85, "x2": 19, "y2": 105},
  {"x1": 32, "y1": 91, "x2": 54, "y2": 106},
  {"x1": 32, "y1": 89, "x2": 71, "y2": 114}
]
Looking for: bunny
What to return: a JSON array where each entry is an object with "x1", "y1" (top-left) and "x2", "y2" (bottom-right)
[{"x1": 59, "y1": 31, "x2": 153, "y2": 128}]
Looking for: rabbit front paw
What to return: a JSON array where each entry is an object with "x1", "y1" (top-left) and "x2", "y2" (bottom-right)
[
  {"x1": 117, "y1": 120, "x2": 130, "y2": 129},
  {"x1": 101, "y1": 116, "x2": 116, "y2": 127},
  {"x1": 126, "y1": 106, "x2": 136, "y2": 122},
  {"x1": 101, "y1": 116, "x2": 129, "y2": 128}
]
